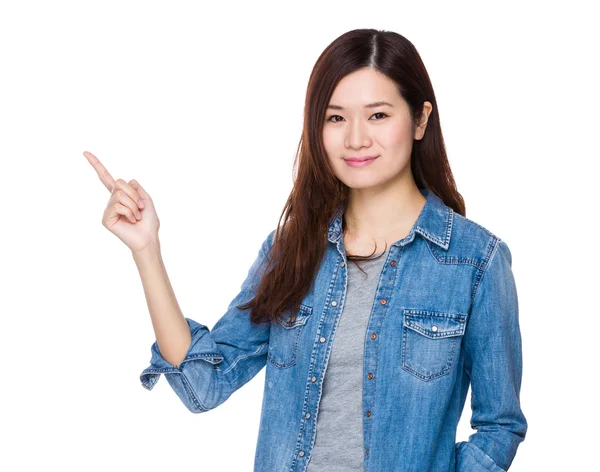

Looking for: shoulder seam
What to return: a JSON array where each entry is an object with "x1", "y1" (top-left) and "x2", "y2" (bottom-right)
[{"x1": 470, "y1": 236, "x2": 501, "y2": 305}]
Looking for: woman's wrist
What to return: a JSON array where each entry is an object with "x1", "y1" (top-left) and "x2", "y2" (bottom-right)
[{"x1": 132, "y1": 239, "x2": 162, "y2": 264}]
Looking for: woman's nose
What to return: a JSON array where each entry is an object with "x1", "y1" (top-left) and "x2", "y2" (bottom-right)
[{"x1": 345, "y1": 121, "x2": 372, "y2": 149}]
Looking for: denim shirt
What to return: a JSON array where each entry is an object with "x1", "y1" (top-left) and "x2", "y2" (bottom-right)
[{"x1": 140, "y1": 188, "x2": 527, "y2": 472}]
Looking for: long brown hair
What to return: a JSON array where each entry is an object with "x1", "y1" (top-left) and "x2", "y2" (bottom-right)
[{"x1": 238, "y1": 28, "x2": 465, "y2": 325}]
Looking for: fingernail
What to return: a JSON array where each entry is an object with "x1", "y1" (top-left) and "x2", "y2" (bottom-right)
[
  {"x1": 138, "y1": 199, "x2": 144, "y2": 208},
  {"x1": 136, "y1": 211, "x2": 142, "y2": 219}
]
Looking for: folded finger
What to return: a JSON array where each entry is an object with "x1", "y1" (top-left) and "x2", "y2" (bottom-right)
[
  {"x1": 113, "y1": 179, "x2": 144, "y2": 210},
  {"x1": 129, "y1": 179, "x2": 149, "y2": 206},
  {"x1": 114, "y1": 202, "x2": 138, "y2": 224},
  {"x1": 112, "y1": 188, "x2": 142, "y2": 220}
]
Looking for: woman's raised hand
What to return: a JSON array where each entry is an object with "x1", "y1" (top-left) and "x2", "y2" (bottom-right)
[{"x1": 84, "y1": 151, "x2": 160, "y2": 254}]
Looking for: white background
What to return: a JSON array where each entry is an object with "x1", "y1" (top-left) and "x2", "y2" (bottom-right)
[{"x1": 1, "y1": 1, "x2": 597, "y2": 470}]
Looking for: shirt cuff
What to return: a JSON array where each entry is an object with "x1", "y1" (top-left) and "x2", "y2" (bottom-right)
[{"x1": 140, "y1": 317, "x2": 224, "y2": 391}]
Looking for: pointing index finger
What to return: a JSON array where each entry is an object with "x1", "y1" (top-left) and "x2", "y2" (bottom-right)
[{"x1": 84, "y1": 151, "x2": 115, "y2": 192}]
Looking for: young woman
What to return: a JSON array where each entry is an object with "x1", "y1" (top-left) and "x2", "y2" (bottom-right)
[{"x1": 86, "y1": 28, "x2": 527, "y2": 472}]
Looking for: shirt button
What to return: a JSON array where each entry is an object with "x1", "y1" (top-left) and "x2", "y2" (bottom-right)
[
  {"x1": 340, "y1": 261, "x2": 346, "y2": 267},
  {"x1": 320, "y1": 336, "x2": 326, "y2": 343},
  {"x1": 380, "y1": 299, "x2": 387, "y2": 305},
  {"x1": 331, "y1": 300, "x2": 338, "y2": 306},
  {"x1": 370, "y1": 333, "x2": 377, "y2": 340},
  {"x1": 431, "y1": 325, "x2": 438, "y2": 332},
  {"x1": 390, "y1": 260, "x2": 397, "y2": 266},
  {"x1": 306, "y1": 412, "x2": 311, "y2": 419},
  {"x1": 366, "y1": 410, "x2": 371, "y2": 417},
  {"x1": 367, "y1": 373, "x2": 373, "y2": 380},
  {"x1": 312, "y1": 376, "x2": 317, "y2": 382},
  {"x1": 365, "y1": 449, "x2": 369, "y2": 455},
  {"x1": 299, "y1": 450, "x2": 305, "y2": 457}
]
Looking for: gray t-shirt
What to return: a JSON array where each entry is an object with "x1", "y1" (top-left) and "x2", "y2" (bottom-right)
[{"x1": 306, "y1": 247, "x2": 389, "y2": 472}]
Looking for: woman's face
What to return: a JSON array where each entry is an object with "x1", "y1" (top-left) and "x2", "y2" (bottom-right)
[{"x1": 323, "y1": 67, "x2": 431, "y2": 191}]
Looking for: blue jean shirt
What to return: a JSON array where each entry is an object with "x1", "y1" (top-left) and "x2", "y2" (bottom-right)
[{"x1": 140, "y1": 188, "x2": 527, "y2": 472}]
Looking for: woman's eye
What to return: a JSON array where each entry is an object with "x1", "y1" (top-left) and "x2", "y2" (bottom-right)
[
  {"x1": 326, "y1": 112, "x2": 388, "y2": 122},
  {"x1": 372, "y1": 112, "x2": 388, "y2": 120}
]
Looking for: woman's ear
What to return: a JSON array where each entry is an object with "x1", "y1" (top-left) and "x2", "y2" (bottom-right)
[{"x1": 414, "y1": 101, "x2": 433, "y2": 140}]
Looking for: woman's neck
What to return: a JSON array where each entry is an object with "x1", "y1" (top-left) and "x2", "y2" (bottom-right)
[{"x1": 344, "y1": 186, "x2": 426, "y2": 240}]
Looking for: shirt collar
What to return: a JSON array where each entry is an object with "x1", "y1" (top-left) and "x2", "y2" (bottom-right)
[{"x1": 327, "y1": 188, "x2": 454, "y2": 250}]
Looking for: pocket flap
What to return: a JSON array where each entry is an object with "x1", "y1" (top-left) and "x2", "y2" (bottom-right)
[
  {"x1": 403, "y1": 309, "x2": 466, "y2": 339},
  {"x1": 276, "y1": 304, "x2": 313, "y2": 328}
]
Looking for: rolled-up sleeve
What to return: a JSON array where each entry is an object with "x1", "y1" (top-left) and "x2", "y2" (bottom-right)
[
  {"x1": 455, "y1": 239, "x2": 528, "y2": 471},
  {"x1": 139, "y1": 230, "x2": 275, "y2": 413}
]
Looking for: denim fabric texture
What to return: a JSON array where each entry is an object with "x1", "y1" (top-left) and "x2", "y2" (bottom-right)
[{"x1": 140, "y1": 188, "x2": 527, "y2": 472}]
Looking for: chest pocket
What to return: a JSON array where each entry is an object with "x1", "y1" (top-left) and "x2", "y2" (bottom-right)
[
  {"x1": 267, "y1": 304, "x2": 313, "y2": 369},
  {"x1": 401, "y1": 308, "x2": 466, "y2": 381}
]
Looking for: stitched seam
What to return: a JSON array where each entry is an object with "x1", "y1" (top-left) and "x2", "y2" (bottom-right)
[
  {"x1": 219, "y1": 340, "x2": 269, "y2": 375},
  {"x1": 470, "y1": 237, "x2": 500, "y2": 305},
  {"x1": 178, "y1": 372, "x2": 208, "y2": 412}
]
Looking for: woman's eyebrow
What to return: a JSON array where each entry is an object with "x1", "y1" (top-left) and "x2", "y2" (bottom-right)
[{"x1": 327, "y1": 101, "x2": 394, "y2": 110}]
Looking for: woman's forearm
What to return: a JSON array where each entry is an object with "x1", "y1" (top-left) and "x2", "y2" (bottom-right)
[{"x1": 132, "y1": 241, "x2": 191, "y2": 368}]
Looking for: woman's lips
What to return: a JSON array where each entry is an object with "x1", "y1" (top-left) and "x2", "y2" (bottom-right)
[{"x1": 344, "y1": 156, "x2": 378, "y2": 167}]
